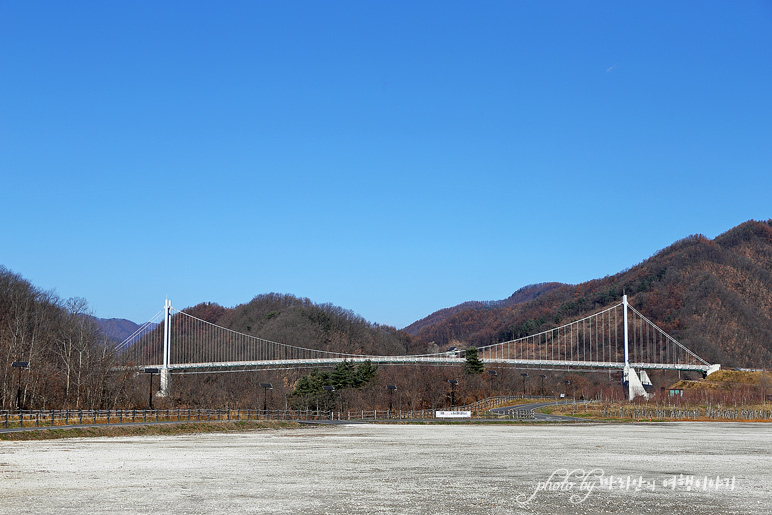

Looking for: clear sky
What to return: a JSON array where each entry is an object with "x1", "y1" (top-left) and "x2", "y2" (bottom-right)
[{"x1": 2, "y1": 1, "x2": 771, "y2": 328}]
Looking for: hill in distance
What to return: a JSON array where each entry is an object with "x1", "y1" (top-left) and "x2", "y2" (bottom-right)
[
  {"x1": 178, "y1": 293, "x2": 429, "y2": 357},
  {"x1": 92, "y1": 317, "x2": 147, "y2": 343},
  {"x1": 408, "y1": 220, "x2": 772, "y2": 369},
  {"x1": 403, "y1": 282, "x2": 564, "y2": 336}
]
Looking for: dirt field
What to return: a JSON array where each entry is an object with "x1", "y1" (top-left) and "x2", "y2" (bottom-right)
[{"x1": 1, "y1": 422, "x2": 770, "y2": 514}]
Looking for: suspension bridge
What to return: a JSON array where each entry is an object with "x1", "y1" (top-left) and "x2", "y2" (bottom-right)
[{"x1": 117, "y1": 295, "x2": 719, "y2": 400}]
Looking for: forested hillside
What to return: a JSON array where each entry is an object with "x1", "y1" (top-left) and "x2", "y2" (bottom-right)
[
  {"x1": 403, "y1": 282, "x2": 563, "y2": 336},
  {"x1": 412, "y1": 220, "x2": 772, "y2": 369},
  {"x1": 184, "y1": 293, "x2": 427, "y2": 356},
  {"x1": 0, "y1": 274, "x2": 427, "y2": 410},
  {"x1": 0, "y1": 267, "x2": 119, "y2": 410},
  {"x1": 160, "y1": 294, "x2": 429, "y2": 408}
]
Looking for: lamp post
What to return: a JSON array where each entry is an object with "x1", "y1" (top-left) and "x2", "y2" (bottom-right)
[
  {"x1": 12, "y1": 361, "x2": 29, "y2": 412},
  {"x1": 487, "y1": 370, "x2": 497, "y2": 398},
  {"x1": 539, "y1": 374, "x2": 547, "y2": 396},
  {"x1": 323, "y1": 385, "x2": 336, "y2": 417},
  {"x1": 448, "y1": 379, "x2": 458, "y2": 408},
  {"x1": 144, "y1": 368, "x2": 159, "y2": 409},
  {"x1": 521, "y1": 373, "x2": 529, "y2": 397},
  {"x1": 387, "y1": 385, "x2": 397, "y2": 413},
  {"x1": 259, "y1": 383, "x2": 273, "y2": 414}
]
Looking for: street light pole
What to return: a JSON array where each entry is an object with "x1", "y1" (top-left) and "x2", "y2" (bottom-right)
[
  {"x1": 322, "y1": 385, "x2": 336, "y2": 417},
  {"x1": 539, "y1": 374, "x2": 547, "y2": 396},
  {"x1": 521, "y1": 373, "x2": 529, "y2": 397},
  {"x1": 12, "y1": 361, "x2": 29, "y2": 412},
  {"x1": 448, "y1": 379, "x2": 458, "y2": 408},
  {"x1": 487, "y1": 370, "x2": 497, "y2": 399},
  {"x1": 259, "y1": 383, "x2": 273, "y2": 414},
  {"x1": 145, "y1": 368, "x2": 159, "y2": 409},
  {"x1": 387, "y1": 385, "x2": 397, "y2": 412}
]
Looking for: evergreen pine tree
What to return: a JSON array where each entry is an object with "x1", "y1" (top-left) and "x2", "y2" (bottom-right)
[{"x1": 464, "y1": 347, "x2": 485, "y2": 375}]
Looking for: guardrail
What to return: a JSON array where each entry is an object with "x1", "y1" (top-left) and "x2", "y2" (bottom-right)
[
  {"x1": 455, "y1": 395, "x2": 559, "y2": 412},
  {"x1": 454, "y1": 395, "x2": 522, "y2": 412},
  {"x1": 502, "y1": 408, "x2": 536, "y2": 419}
]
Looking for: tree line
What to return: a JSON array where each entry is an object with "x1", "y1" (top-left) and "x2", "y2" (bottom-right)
[{"x1": 0, "y1": 266, "x2": 124, "y2": 410}]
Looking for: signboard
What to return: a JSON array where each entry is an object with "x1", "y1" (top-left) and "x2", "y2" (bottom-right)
[{"x1": 435, "y1": 411, "x2": 471, "y2": 418}]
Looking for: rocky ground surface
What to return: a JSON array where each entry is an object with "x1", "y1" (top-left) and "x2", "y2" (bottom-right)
[{"x1": 0, "y1": 422, "x2": 770, "y2": 514}]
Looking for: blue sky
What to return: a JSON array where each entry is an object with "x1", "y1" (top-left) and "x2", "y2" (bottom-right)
[{"x1": 2, "y1": 1, "x2": 771, "y2": 328}]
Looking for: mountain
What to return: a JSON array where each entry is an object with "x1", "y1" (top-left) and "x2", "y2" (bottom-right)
[
  {"x1": 408, "y1": 220, "x2": 772, "y2": 369},
  {"x1": 93, "y1": 317, "x2": 146, "y2": 343},
  {"x1": 402, "y1": 282, "x2": 564, "y2": 336}
]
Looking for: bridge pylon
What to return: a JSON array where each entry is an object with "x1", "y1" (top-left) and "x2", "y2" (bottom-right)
[
  {"x1": 159, "y1": 298, "x2": 172, "y2": 397},
  {"x1": 623, "y1": 295, "x2": 651, "y2": 400},
  {"x1": 623, "y1": 365, "x2": 652, "y2": 401}
]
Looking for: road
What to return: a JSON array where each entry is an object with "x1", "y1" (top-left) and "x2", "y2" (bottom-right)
[{"x1": 490, "y1": 399, "x2": 588, "y2": 421}]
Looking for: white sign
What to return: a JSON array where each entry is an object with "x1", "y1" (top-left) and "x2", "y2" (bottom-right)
[{"x1": 435, "y1": 411, "x2": 471, "y2": 418}]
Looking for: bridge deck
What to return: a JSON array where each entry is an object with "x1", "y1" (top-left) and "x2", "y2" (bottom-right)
[{"x1": 129, "y1": 357, "x2": 713, "y2": 373}]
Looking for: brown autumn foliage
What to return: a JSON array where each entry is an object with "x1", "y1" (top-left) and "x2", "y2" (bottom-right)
[
  {"x1": 180, "y1": 293, "x2": 428, "y2": 356},
  {"x1": 0, "y1": 266, "x2": 126, "y2": 410},
  {"x1": 411, "y1": 220, "x2": 772, "y2": 369},
  {"x1": 121, "y1": 293, "x2": 434, "y2": 409}
]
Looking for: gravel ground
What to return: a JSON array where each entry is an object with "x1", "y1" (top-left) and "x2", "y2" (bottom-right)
[{"x1": 0, "y1": 422, "x2": 770, "y2": 514}]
